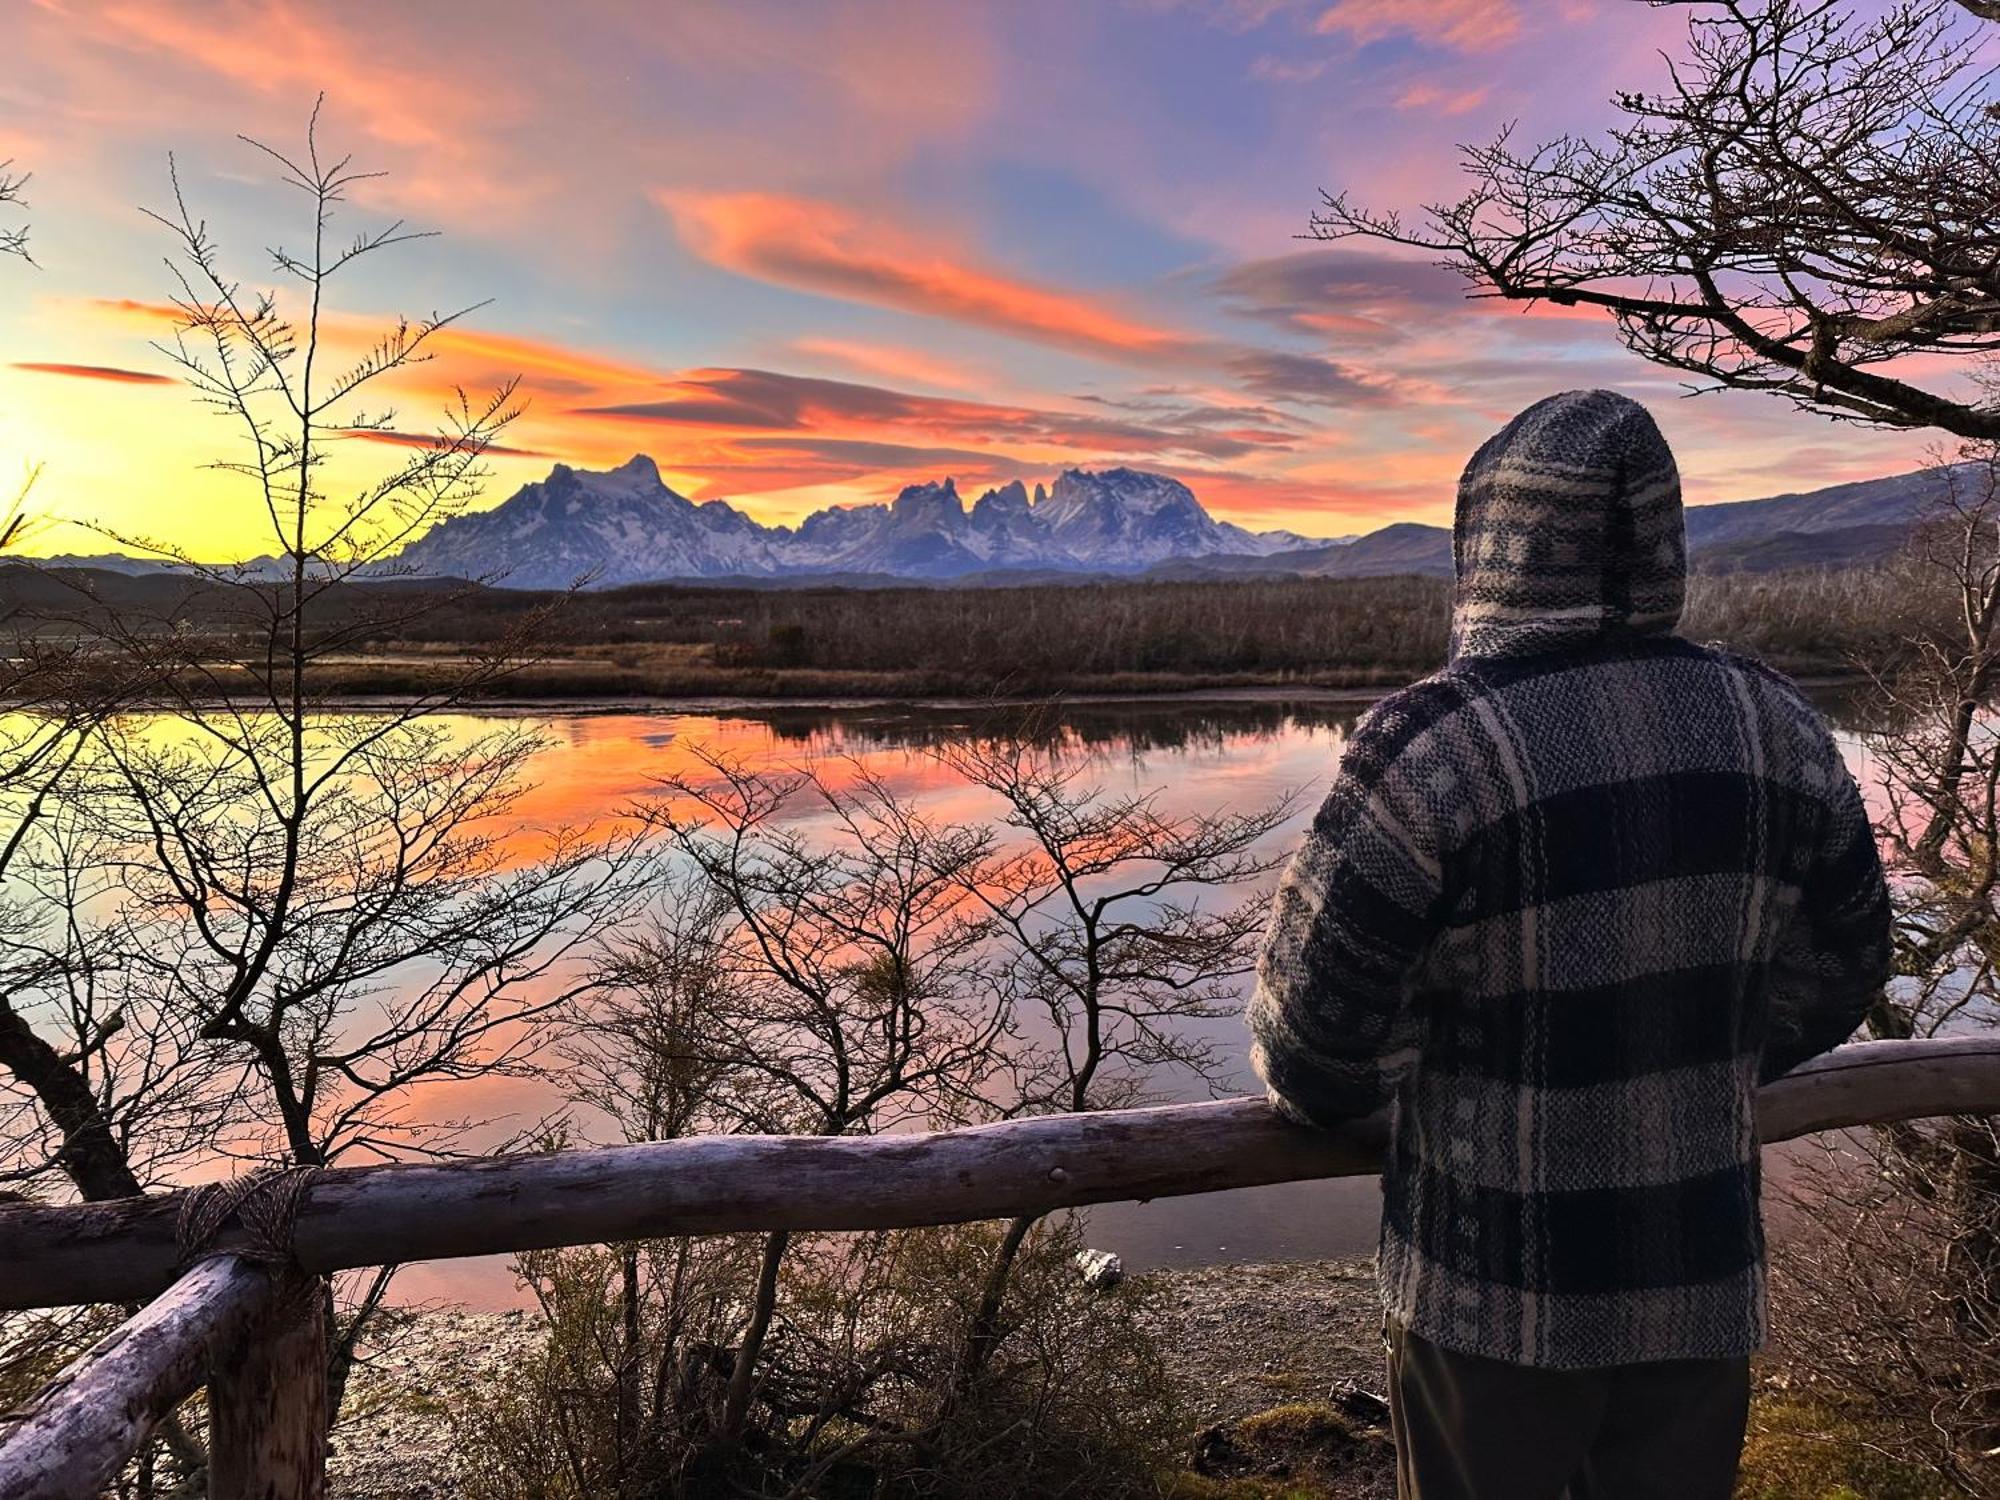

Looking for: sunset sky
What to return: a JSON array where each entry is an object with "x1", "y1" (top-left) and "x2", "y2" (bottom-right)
[{"x1": 0, "y1": 0, "x2": 1953, "y2": 559}]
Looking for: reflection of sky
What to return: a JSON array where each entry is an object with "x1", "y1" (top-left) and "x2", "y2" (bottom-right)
[
  {"x1": 408, "y1": 700, "x2": 1360, "y2": 1307},
  {"x1": 510, "y1": 700, "x2": 1357, "y2": 1102},
  {"x1": 28, "y1": 693, "x2": 1889, "y2": 1307},
  {"x1": 395, "y1": 690, "x2": 1876, "y2": 1306}
]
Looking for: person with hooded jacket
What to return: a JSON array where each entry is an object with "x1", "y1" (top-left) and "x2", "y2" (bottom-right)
[{"x1": 1249, "y1": 389, "x2": 1892, "y2": 1499}]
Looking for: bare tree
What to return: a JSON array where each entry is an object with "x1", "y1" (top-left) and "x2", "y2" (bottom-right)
[
  {"x1": 52, "y1": 105, "x2": 655, "y2": 1178},
  {"x1": 453, "y1": 717, "x2": 1300, "y2": 1491},
  {"x1": 1870, "y1": 475, "x2": 2000, "y2": 923},
  {"x1": 631, "y1": 751, "x2": 1004, "y2": 1441},
  {"x1": 560, "y1": 877, "x2": 758, "y2": 1494},
  {"x1": 931, "y1": 720, "x2": 1296, "y2": 1393},
  {"x1": 0, "y1": 111, "x2": 654, "y2": 1478},
  {"x1": 1314, "y1": 0, "x2": 2000, "y2": 438}
]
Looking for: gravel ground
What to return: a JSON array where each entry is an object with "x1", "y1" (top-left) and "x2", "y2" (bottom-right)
[
  {"x1": 1135, "y1": 1258, "x2": 1386, "y2": 1426},
  {"x1": 329, "y1": 1308, "x2": 538, "y2": 1500},
  {"x1": 327, "y1": 1257, "x2": 1384, "y2": 1499}
]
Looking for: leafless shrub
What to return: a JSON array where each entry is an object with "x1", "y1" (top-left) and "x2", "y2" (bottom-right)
[
  {"x1": 451, "y1": 1218, "x2": 1180, "y2": 1500},
  {"x1": 1775, "y1": 448, "x2": 2000, "y2": 1493}
]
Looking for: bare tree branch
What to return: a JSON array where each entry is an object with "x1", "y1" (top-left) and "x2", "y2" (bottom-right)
[
  {"x1": 1316, "y1": 1, "x2": 2000, "y2": 438},
  {"x1": 0, "y1": 161, "x2": 32, "y2": 265}
]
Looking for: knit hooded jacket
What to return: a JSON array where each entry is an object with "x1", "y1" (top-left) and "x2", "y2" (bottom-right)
[{"x1": 1249, "y1": 389, "x2": 1892, "y2": 1369}]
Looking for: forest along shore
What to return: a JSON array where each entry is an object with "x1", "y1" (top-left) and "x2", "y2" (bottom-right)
[
  {"x1": 330, "y1": 1260, "x2": 1386, "y2": 1500},
  {"x1": 0, "y1": 563, "x2": 1932, "y2": 704}
]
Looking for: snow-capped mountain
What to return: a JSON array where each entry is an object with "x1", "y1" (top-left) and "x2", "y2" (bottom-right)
[
  {"x1": 388, "y1": 457, "x2": 1337, "y2": 587},
  {"x1": 388, "y1": 456, "x2": 789, "y2": 587},
  {"x1": 1035, "y1": 468, "x2": 1296, "y2": 565}
]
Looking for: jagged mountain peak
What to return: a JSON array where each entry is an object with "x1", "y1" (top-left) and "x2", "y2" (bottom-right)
[
  {"x1": 393, "y1": 456, "x2": 1332, "y2": 587},
  {"x1": 607, "y1": 452, "x2": 662, "y2": 483},
  {"x1": 546, "y1": 452, "x2": 663, "y2": 490},
  {"x1": 891, "y1": 477, "x2": 963, "y2": 516},
  {"x1": 1032, "y1": 467, "x2": 1221, "y2": 564},
  {"x1": 972, "y1": 480, "x2": 1032, "y2": 517}
]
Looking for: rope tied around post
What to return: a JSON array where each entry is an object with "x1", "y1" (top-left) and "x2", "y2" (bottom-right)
[
  {"x1": 171, "y1": 1168, "x2": 333, "y2": 1500},
  {"x1": 175, "y1": 1164, "x2": 320, "y2": 1272}
]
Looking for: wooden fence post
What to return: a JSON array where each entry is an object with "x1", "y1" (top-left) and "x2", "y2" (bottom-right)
[
  {"x1": 0, "y1": 1258, "x2": 276, "y2": 1500},
  {"x1": 205, "y1": 1273, "x2": 328, "y2": 1500}
]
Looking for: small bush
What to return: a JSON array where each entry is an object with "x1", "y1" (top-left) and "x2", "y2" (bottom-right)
[{"x1": 450, "y1": 1219, "x2": 1184, "y2": 1500}]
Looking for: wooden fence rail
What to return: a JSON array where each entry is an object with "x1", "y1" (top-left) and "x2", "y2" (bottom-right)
[{"x1": 2, "y1": 1035, "x2": 1998, "y2": 1500}]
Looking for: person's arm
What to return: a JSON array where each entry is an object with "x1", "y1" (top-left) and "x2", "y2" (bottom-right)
[
  {"x1": 1761, "y1": 746, "x2": 1893, "y2": 1083},
  {"x1": 1248, "y1": 700, "x2": 1452, "y2": 1127}
]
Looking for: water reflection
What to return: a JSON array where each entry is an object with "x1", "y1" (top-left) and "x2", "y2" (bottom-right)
[{"x1": 317, "y1": 692, "x2": 1867, "y2": 1309}]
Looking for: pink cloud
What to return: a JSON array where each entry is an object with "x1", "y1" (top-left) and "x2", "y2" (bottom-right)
[
  {"x1": 660, "y1": 190, "x2": 1202, "y2": 366},
  {"x1": 1395, "y1": 82, "x2": 1492, "y2": 115},
  {"x1": 660, "y1": 193, "x2": 1416, "y2": 412},
  {"x1": 1315, "y1": 0, "x2": 1522, "y2": 52},
  {"x1": 790, "y1": 338, "x2": 984, "y2": 393},
  {"x1": 90, "y1": 2, "x2": 529, "y2": 212}
]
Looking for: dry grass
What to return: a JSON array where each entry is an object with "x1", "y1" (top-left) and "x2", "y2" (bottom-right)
[{"x1": 1736, "y1": 1390, "x2": 1955, "y2": 1500}]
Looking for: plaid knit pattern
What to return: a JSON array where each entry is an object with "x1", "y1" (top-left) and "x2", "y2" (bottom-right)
[{"x1": 1250, "y1": 390, "x2": 1891, "y2": 1369}]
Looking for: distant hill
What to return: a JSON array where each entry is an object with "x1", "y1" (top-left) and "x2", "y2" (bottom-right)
[
  {"x1": 1157, "y1": 466, "x2": 1962, "y2": 582},
  {"x1": 1144, "y1": 522, "x2": 1451, "y2": 580},
  {"x1": 1694, "y1": 523, "x2": 1919, "y2": 573},
  {"x1": 1682, "y1": 467, "x2": 1960, "y2": 547}
]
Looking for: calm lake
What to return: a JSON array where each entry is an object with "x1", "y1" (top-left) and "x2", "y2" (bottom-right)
[{"x1": 392, "y1": 691, "x2": 1871, "y2": 1310}]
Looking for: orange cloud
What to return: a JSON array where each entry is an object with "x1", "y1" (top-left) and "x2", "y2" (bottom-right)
[
  {"x1": 1315, "y1": 0, "x2": 1521, "y2": 52},
  {"x1": 340, "y1": 430, "x2": 558, "y2": 460},
  {"x1": 576, "y1": 367, "x2": 1301, "y2": 464},
  {"x1": 12, "y1": 361, "x2": 174, "y2": 384},
  {"x1": 84, "y1": 298, "x2": 662, "y2": 393},
  {"x1": 659, "y1": 191, "x2": 1201, "y2": 366},
  {"x1": 75, "y1": 297, "x2": 672, "y2": 450},
  {"x1": 84, "y1": 298, "x2": 181, "y2": 329},
  {"x1": 791, "y1": 337, "x2": 981, "y2": 393},
  {"x1": 660, "y1": 194, "x2": 1412, "y2": 413},
  {"x1": 423, "y1": 326, "x2": 665, "y2": 395}
]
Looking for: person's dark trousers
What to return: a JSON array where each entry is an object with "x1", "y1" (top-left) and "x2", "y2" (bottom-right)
[{"x1": 1386, "y1": 1321, "x2": 1750, "y2": 1499}]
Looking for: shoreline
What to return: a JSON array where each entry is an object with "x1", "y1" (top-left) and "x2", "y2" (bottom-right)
[
  {"x1": 15, "y1": 668, "x2": 1868, "y2": 718},
  {"x1": 263, "y1": 682, "x2": 1406, "y2": 715}
]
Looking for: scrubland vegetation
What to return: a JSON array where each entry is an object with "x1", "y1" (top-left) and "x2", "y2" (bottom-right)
[{"x1": 8, "y1": 555, "x2": 1959, "y2": 706}]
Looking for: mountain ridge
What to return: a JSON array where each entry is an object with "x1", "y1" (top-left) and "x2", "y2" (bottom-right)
[
  {"x1": 36, "y1": 459, "x2": 1957, "y2": 586},
  {"x1": 382, "y1": 459, "x2": 1339, "y2": 588}
]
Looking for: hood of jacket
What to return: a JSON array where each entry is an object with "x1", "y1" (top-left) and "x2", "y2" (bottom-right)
[{"x1": 1448, "y1": 389, "x2": 1685, "y2": 662}]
